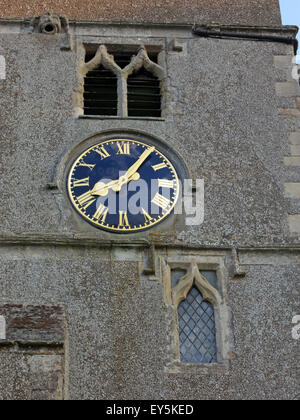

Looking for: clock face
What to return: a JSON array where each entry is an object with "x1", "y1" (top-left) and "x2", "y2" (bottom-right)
[{"x1": 67, "y1": 139, "x2": 180, "y2": 233}]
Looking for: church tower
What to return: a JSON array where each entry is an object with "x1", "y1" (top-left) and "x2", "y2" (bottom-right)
[{"x1": 0, "y1": 1, "x2": 299, "y2": 400}]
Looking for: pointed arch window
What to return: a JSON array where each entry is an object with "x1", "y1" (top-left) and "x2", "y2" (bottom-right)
[
  {"x1": 80, "y1": 45, "x2": 165, "y2": 118},
  {"x1": 172, "y1": 265, "x2": 221, "y2": 365},
  {"x1": 127, "y1": 66, "x2": 161, "y2": 117},
  {"x1": 162, "y1": 258, "x2": 233, "y2": 373},
  {"x1": 178, "y1": 287, "x2": 217, "y2": 363}
]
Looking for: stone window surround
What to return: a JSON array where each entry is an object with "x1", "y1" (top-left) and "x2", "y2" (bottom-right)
[
  {"x1": 161, "y1": 254, "x2": 233, "y2": 375},
  {"x1": 73, "y1": 42, "x2": 167, "y2": 119}
]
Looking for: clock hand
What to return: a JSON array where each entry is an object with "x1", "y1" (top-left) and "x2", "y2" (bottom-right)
[
  {"x1": 125, "y1": 147, "x2": 155, "y2": 179},
  {"x1": 91, "y1": 172, "x2": 140, "y2": 197},
  {"x1": 91, "y1": 179, "x2": 121, "y2": 197},
  {"x1": 112, "y1": 146, "x2": 155, "y2": 192},
  {"x1": 91, "y1": 146, "x2": 155, "y2": 196}
]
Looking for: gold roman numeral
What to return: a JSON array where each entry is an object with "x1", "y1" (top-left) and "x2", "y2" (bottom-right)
[
  {"x1": 73, "y1": 177, "x2": 90, "y2": 188},
  {"x1": 77, "y1": 191, "x2": 96, "y2": 210},
  {"x1": 152, "y1": 162, "x2": 167, "y2": 172},
  {"x1": 117, "y1": 142, "x2": 130, "y2": 155},
  {"x1": 151, "y1": 193, "x2": 171, "y2": 210},
  {"x1": 158, "y1": 179, "x2": 174, "y2": 189},
  {"x1": 79, "y1": 161, "x2": 95, "y2": 171},
  {"x1": 93, "y1": 204, "x2": 108, "y2": 223},
  {"x1": 142, "y1": 208, "x2": 154, "y2": 223},
  {"x1": 95, "y1": 146, "x2": 111, "y2": 160},
  {"x1": 118, "y1": 211, "x2": 130, "y2": 228}
]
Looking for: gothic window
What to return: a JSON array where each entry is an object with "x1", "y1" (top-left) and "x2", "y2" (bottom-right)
[
  {"x1": 178, "y1": 287, "x2": 217, "y2": 363},
  {"x1": 83, "y1": 53, "x2": 118, "y2": 116},
  {"x1": 80, "y1": 45, "x2": 165, "y2": 118},
  {"x1": 171, "y1": 265, "x2": 222, "y2": 365},
  {"x1": 162, "y1": 258, "x2": 233, "y2": 373},
  {"x1": 127, "y1": 66, "x2": 161, "y2": 117}
]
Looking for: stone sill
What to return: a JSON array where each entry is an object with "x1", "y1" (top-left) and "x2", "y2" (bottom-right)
[{"x1": 165, "y1": 360, "x2": 230, "y2": 375}]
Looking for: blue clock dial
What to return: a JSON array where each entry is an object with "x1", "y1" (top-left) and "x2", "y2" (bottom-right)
[{"x1": 67, "y1": 139, "x2": 180, "y2": 233}]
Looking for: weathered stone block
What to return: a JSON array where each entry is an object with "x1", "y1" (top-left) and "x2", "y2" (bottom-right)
[
  {"x1": 276, "y1": 82, "x2": 300, "y2": 97},
  {"x1": 281, "y1": 108, "x2": 300, "y2": 117},
  {"x1": 290, "y1": 132, "x2": 300, "y2": 145},
  {"x1": 290, "y1": 145, "x2": 300, "y2": 155},
  {"x1": 284, "y1": 183, "x2": 300, "y2": 199},
  {"x1": 288, "y1": 214, "x2": 300, "y2": 233},
  {"x1": 284, "y1": 156, "x2": 300, "y2": 166},
  {"x1": 273, "y1": 55, "x2": 293, "y2": 70}
]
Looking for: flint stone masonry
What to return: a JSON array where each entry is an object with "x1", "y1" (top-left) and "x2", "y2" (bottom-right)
[
  {"x1": 0, "y1": 29, "x2": 295, "y2": 243},
  {"x1": 0, "y1": 353, "x2": 64, "y2": 400},
  {"x1": 0, "y1": 4, "x2": 299, "y2": 400},
  {"x1": 0, "y1": 246, "x2": 298, "y2": 400}
]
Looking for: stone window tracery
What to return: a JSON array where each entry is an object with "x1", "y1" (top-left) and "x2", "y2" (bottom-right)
[
  {"x1": 172, "y1": 264, "x2": 220, "y2": 364},
  {"x1": 75, "y1": 45, "x2": 165, "y2": 118},
  {"x1": 160, "y1": 256, "x2": 233, "y2": 373}
]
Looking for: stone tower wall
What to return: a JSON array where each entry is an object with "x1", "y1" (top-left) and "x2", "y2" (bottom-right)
[{"x1": 0, "y1": 1, "x2": 299, "y2": 401}]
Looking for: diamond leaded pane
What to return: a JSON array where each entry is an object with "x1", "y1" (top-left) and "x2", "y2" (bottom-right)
[{"x1": 178, "y1": 287, "x2": 217, "y2": 364}]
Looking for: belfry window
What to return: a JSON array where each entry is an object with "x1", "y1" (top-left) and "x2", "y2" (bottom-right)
[
  {"x1": 127, "y1": 66, "x2": 161, "y2": 118},
  {"x1": 83, "y1": 56, "x2": 118, "y2": 116},
  {"x1": 81, "y1": 45, "x2": 165, "y2": 118}
]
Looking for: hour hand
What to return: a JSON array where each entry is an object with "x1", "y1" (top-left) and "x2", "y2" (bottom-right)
[{"x1": 91, "y1": 172, "x2": 140, "y2": 197}]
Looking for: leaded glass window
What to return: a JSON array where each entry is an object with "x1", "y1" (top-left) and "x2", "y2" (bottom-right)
[{"x1": 178, "y1": 287, "x2": 217, "y2": 364}]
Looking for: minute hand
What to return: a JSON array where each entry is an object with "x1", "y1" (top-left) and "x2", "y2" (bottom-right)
[{"x1": 125, "y1": 147, "x2": 155, "y2": 179}]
